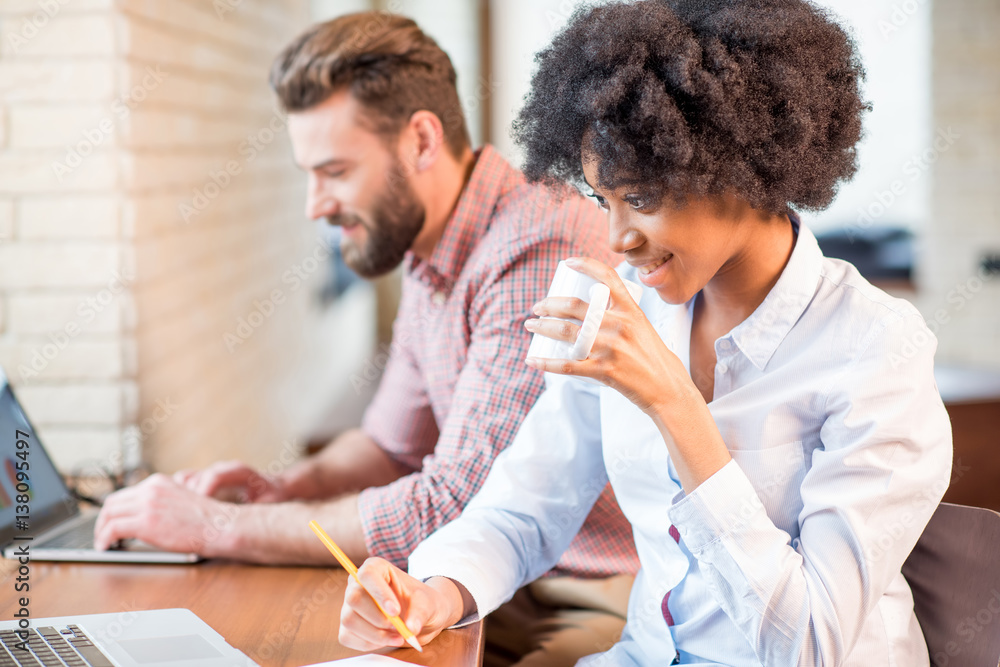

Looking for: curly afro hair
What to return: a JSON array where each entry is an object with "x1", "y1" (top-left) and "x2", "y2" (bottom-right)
[{"x1": 512, "y1": 0, "x2": 870, "y2": 215}]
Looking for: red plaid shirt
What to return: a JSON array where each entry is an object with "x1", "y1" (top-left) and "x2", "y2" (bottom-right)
[{"x1": 358, "y1": 145, "x2": 639, "y2": 578}]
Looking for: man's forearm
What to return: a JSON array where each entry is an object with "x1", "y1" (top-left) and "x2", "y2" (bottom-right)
[
  {"x1": 278, "y1": 428, "x2": 410, "y2": 501},
  {"x1": 208, "y1": 493, "x2": 370, "y2": 565}
]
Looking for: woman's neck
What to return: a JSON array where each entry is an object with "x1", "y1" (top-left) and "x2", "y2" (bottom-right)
[{"x1": 698, "y1": 212, "x2": 797, "y2": 330}]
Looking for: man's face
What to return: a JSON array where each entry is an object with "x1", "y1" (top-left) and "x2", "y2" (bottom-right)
[{"x1": 288, "y1": 90, "x2": 425, "y2": 278}]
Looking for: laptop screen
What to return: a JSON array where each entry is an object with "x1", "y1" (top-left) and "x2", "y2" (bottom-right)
[{"x1": 0, "y1": 369, "x2": 78, "y2": 547}]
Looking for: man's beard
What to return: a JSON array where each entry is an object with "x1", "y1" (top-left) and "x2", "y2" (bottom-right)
[{"x1": 329, "y1": 160, "x2": 426, "y2": 278}]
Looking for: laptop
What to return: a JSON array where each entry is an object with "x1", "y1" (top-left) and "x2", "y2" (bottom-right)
[
  {"x1": 0, "y1": 609, "x2": 259, "y2": 666},
  {"x1": 0, "y1": 367, "x2": 200, "y2": 563}
]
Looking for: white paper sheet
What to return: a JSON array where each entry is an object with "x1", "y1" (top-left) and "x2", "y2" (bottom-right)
[{"x1": 304, "y1": 655, "x2": 412, "y2": 666}]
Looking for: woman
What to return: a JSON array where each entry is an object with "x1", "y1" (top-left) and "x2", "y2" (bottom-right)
[{"x1": 337, "y1": 1, "x2": 952, "y2": 664}]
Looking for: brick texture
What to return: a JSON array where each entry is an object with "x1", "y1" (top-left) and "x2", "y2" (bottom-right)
[
  {"x1": 918, "y1": 0, "x2": 1000, "y2": 368},
  {"x1": 0, "y1": 0, "x2": 377, "y2": 472},
  {"x1": 0, "y1": 198, "x2": 12, "y2": 240},
  {"x1": 17, "y1": 197, "x2": 119, "y2": 239}
]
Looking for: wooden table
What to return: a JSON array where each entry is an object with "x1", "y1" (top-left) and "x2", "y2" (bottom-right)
[
  {"x1": 935, "y1": 365, "x2": 1000, "y2": 512},
  {"x1": 0, "y1": 559, "x2": 483, "y2": 667}
]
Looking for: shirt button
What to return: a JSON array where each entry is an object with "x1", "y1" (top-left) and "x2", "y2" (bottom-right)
[
  {"x1": 718, "y1": 339, "x2": 732, "y2": 352},
  {"x1": 431, "y1": 291, "x2": 446, "y2": 306},
  {"x1": 717, "y1": 362, "x2": 729, "y2": 374}
]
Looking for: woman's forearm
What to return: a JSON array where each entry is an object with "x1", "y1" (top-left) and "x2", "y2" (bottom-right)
[{"x1": 650, "y1": 384, "x2": 732, "y2": 495}]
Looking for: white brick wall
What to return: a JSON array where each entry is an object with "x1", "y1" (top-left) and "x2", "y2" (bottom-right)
[
  {"x1": 0, "y1": 61, "x2": 116, "y2": 102},
  {"x1": 7, "y1": 105, "x2": 114, "y2": 148},
  {"x1": 0, "y1": 340, "x2": 131, "y2": 381},
  {"x1": 1, "y1": 1, "x2": 113, "y2": 13},
  {"x1": 17, "y1": 383, "x2": 136, "y2": 426},
  {"x1": 121, "y1": 0, "x2": 376, "y2": 473},
  {"x1": 0, "y1": 198, "x2": 12, "y2": 240},
  {"x1": 1, "y1": 13, "x2": 119, "y2": 58},
  {"x1": 0, "y1": 152, "x2": 121, "y2": 194},
  {"x1": 918, "y1": 0, "x2": 1000, "y2": 368},
  {"x1": 6, "y1": 293, "x2": 125, "y2": 335},
  {"x1": 43, "y1": 428, "x2": 129, "y2": 473},
  {"x1": 0, "y1": 243, "x2": 124, "y2": 289},
  {"x1": 0, "y1": 0, "x2": 377, "y2": 473},
  {"x1": 17, "y1": 197, "x2": 119, "y2": 240}
]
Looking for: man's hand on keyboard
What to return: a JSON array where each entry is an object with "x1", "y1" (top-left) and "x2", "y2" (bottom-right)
[
  {"x1": 174, "y1": 460, "x2": 288, "y2": 504},
  {"x1": 93, "y1": 473, "x2": 240, "y2": 556}
]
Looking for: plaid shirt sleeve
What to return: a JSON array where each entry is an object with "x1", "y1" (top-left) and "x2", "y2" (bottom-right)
[
  {"x1": 356, "y1": 238, "x2": 577, "y2": 568},
  {"x1": 360, "y1": 287, "x2": 439, "y2": 472}
]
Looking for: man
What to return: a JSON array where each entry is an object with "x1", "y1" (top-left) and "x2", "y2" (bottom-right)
[{"x1": 95, "y1": 11, "x2": 637, "y2": 666}]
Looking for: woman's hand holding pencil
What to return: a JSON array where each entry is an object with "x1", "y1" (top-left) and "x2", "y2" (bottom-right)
[
  {"x1": 339, "y1": 556, "x2": 468, "y2": 652},
  {"x1": 308, "y1": 521, "x2": 471, "y2": 653}
]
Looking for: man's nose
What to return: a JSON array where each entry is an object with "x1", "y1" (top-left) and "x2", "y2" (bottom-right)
[{"x1": 305, "y1": 179, "x2": 340, "y2": 220}]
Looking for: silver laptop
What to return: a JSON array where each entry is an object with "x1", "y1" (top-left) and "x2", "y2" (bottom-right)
[
  {"x1": 0, "y1": 368, "x2": 199, "y2": 563},
  {"x1": 0, "y1": 609, "x2": 258, "y2": 666}
]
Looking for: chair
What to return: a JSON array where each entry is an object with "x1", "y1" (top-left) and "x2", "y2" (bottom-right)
[{"x1": 902, "y1": 502, "x2": 1000, "y2": 667}]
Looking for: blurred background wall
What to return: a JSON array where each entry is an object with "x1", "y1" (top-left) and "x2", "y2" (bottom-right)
[
  {"x1": 0, "y1": 0, "x2": 377, "y2": 478},
  {"x1": 0, "y1": 0, "x2": 997, "y2": 502},
  {"x1": 924, "y1": 0, "x2": 999, "y2": 366}
]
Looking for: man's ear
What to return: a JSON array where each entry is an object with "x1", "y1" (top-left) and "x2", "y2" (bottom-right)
[{"x1": 407, "y1": 110, "x2": 445, "y2": 173}]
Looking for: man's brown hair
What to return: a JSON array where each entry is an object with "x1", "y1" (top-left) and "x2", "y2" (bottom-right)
[{"x1": 270, "y1": 11, "x2": 471, "y2": 158}]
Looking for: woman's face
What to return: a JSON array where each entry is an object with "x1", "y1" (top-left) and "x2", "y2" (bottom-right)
[{"x1": 581, "y1": 156, "x2": 750, "y2": 306}]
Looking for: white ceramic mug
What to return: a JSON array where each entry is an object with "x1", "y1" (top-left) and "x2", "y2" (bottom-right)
[{"x1": 526, "y1": 261, "x2": 643, "y2": 362}]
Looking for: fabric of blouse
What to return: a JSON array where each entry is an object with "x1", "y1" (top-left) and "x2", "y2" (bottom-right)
[{"x1": 408, "y1": 221, "x2": 953, "y2": 666}]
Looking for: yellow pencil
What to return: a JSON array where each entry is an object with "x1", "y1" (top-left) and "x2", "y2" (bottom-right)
[{"x1": 308, "y1": 520, "x2": 423, "y2": 653}]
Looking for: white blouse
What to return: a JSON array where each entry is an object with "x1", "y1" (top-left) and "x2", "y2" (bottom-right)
[{"x1": 408, "y1": 222, "x2": 953, "y2": 666}]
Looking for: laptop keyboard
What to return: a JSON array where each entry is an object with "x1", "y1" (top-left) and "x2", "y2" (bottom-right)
[
  {"x1": 0, "y1": 625, "x2": 114, "y2": 667},
  {"x1": 38, "y1": 517, "x2": 98, "y2": 550}
]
